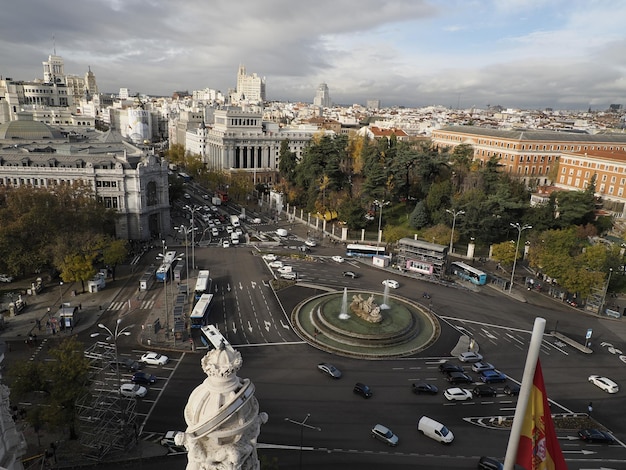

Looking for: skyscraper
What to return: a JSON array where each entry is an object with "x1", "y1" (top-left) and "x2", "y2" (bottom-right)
[{"x1": 313, "y1": 83, "x2": 331, "y2": 107}]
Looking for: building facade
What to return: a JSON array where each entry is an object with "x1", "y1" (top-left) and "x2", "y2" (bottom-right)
[
  {"x1": 0, "y1": 117, "x2": 170, "y2": 240},
  {"x1": 313, "y1": 83, "x2": 331, "y2": 108}
]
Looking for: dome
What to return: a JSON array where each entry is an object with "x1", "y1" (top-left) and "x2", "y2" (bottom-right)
[{"x1": 0, "y1": 120, "x2": 65, "y2": 140}]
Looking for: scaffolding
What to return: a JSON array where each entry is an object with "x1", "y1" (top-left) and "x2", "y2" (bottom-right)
[{"x1": 79, "y1": 341, "x2": 138, "y2": 460}]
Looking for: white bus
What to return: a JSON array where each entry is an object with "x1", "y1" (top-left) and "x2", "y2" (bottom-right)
[
  {"x1": 200, "y1": 324, "x2": 232, "y2": 350},
  {"x1": 194, "y1": 270, "x2": 210, "y2": 300},
  {"x1": 190, "y1": 293, "x2": 213, "y2": 329},
  {"x1": 346, "y1": 244, "x2": 386, "y2": 258}
]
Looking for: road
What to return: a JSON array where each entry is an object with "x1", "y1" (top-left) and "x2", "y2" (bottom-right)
[{"x1": 83, "y1": 242, "x2": 626, "y2": 470}]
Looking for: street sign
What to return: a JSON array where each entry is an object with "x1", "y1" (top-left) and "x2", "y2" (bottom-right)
[{"x1": 586, "y1": 328, "x2": 593, "y2": 339}]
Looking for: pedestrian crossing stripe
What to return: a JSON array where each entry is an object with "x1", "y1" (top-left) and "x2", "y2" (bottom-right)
[{"x1": 107, "y1": 300, "x2": 155, "y2": 311}]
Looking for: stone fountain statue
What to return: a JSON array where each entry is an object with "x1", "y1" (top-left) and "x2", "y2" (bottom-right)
[
  {"x1": 350, "y1": 293, "x2": 383, "y2": 323},
  {"x1": 174, "y1": 341, "x2": 268, "y2": 470}
]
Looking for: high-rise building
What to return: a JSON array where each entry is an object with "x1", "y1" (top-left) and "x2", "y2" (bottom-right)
[
  {"x1": 313, "y1": 83, "x2": 331, "y2": 108},
  {"x1": 366, "y1": 99, "x2": 381, "y2": 110},
  {"x1": 232, "y1": 65, "x2": 265, "y2": 104},
  {"x1": 42, "y1": 54, "x2": 65, "y2": 84}
]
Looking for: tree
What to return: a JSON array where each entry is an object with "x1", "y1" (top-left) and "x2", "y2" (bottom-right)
[
  {"x1": 421, "y1": 224, "x2": 452, "y2": 246},
  {"x1": 278, "y1": 139, "x2": 298, "y2": 183},
  {"x1": 490, "y1": 241, "x2": 517, "y2": 266},
  {"x1": 7, "y1": 336, "x2": 91, "y2": 440},
  {"x1": 409, "y1": 200, "x2": 430, "y2": 229},
  {"x1": 101, "y1": 238, "x2": 128, "y2": 281}
]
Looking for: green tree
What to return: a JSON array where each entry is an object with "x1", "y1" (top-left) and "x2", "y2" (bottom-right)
[
  {"x1": 101, "y1": 238, "x2": 128, "y2": 281},
  {"x1": 490, "y1": 241, "x2": 517, "y2": 265},
  {"x1": 409, "y1": 200, "x2": 429, "y2": 229},
  {"x1": 278, "y1": 139, "x2": 297, "y2": 183}
]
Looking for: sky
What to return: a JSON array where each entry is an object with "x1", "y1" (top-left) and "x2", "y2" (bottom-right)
[{"x1": 2, "y1": 0, "x2": 626, "y2": 110}]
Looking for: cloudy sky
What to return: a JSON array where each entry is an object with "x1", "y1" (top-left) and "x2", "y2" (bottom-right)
[{"x1": 2, "y1": 0, "x2": 625, "y2": 110}]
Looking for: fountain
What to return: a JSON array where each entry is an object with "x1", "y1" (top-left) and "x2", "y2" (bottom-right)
[
  {"x1": 380, "y1": 282, "x2": 390, "y2": 310},
  {"x1": 339, "y1": 287, "x2": 350, "y2": 320}
]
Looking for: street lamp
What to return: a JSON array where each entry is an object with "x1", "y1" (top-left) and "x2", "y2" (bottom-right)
[
  {"x1": 446, "y1": 208, "x2": 465, "y2": 253},
  {"x1": 185, "y1": 204, "x2": 201, "y2": 272},
  {"x1": 90, "y1": 318, "x2": 134, "y2": 397},
  {"x1": 373, "y1": 200, "x2": 390, "y2": 249},
  {"x1": 284, "y1": 414, "x2": 321, "y2": 470},
  {"x1": 600, "y1": 267, "x2": 613, "y2": 315},
  {"x1": 59, "y1": 281, "x2": 64, "y2": 307},
  {"x1": 175, "y1": 224, "x2": 197, "y2": 293},
  {"x1": 157, "y1": 241, "x2": 183, "y2": 345},
  {"x1": 509, "y1": 222, "x2": 532, "y2": 293}
]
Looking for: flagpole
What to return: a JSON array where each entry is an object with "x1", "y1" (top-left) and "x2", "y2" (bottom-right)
[{"x1": 503, "y1": 317, "x2": 546, "y2": 470}]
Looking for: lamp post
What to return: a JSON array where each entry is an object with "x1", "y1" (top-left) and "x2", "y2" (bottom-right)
[
  {"x1": 600, "y1": 267, "x2": 613, "y2": 315},
  {"x1": 446, "y1": 209, "x2": 465, "y2": 253},
  {"x1": 175, "y1": 224, "x2": 197, "y2": 293},
  {"x1": 90, "y1": 319, "x2": 134, "y2": 397},
  {"x1": 373, "y1": 199, "x2": 390, "y2": 249},
  {"x1": 59, "y1": 281, "x2": 64, "y2": 307},
  {"x1": 158, "y1": 241, "x2": 183, "y2": 345},
  {"x1": 185, "y1": 204, "x2": 201, "y2": 272},
  {"x1": 284, "y1": 414, "x2": 321, "y2": 470},
  {"x1": 509, "y1": 222, "x2": 532, "y2": 293}
]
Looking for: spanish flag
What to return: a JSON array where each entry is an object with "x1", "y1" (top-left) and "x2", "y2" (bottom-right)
[{"x1": 516, "y1": 359, "x2": 567, "y2": 469}]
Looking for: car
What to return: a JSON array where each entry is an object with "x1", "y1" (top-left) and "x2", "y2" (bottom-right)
[
  {"x1": 277, "y1": 266, "x2": 293, "y2": 274},
  {"x1": 331, "y1": 255, "x2": 345, "y2": 263},
  {"x1": 439, "y1": 362, "x2": 464, "y2": 374},
  {"x1": 160, "y1": 430, "x2": 183, "y2": 447},
  {"x1": 120, "y1": 383, "x2": 147, "y2": 398},
  {"x1": 184, "y1": 193, "x2": 191, "y2": 199},
  {"x1": 131, "y1": 372, "x2": 157, "y2": 385},
  {"x1": 443, "y1": 387, "x2": 473, "y2": 401},
  {"x1": 458, "y1": 351, "x2": 483, "y2": 363},
  {"x1": 353, "y1": 382, "x2": 373, "y2": 398},
  {"x1": 471, "y1": 362, "x2": 494, "y2": 373},
  {"x1": 251, "y1": 217, "x2": 262, "y2": 224},
  {"x1": 317, "y1": 363, "x2": 342, "y2": 379},
  {"x1": 446, "y1": 371, "x2": 473, "y2": 384},
  {"x1": 226, "y1": 225, "x2": 234, "y2": 234},
  {"x1": 382, "y1": 279, "x2": 399, "y2": 289},
  {"x1": 477, "y1": 456, "x2": 504, "y2": 470},
  {"x1": 211, "y1": 228, "x2": 219, "y2": 237},
  {"x1": 588, "y1": 375, "x2": 619, "y2": 393},
  {"x1": 109, "y1": 358, "x2": 141, "y2": 372},
  {"x1": 235, "y1": 228, "x2": 243, "y2": 236},
  {"x1": 577, "y1": 428, "x2": 616, "y2": 444},
  {"x1": 0, "y1": 274, "x2": 13, "y2": 283},
  {"x1": 472, "y1": 385, "x2": 497, "y2": 397},
  {"x1": 371, "y1": 424, "x2": 398, "y2": 446},
  {"x1": 222, "y1": 240, "x2": 230, "y2": 248},
  {"x1": 411, "y1": 383, "x2": 439, "y2": 395},
  {"x1": 268, "y1": 260, "x2": 283, "y2": 269},
  {"x1": 304, "y1": 239, "x2": 317, "y2": 247},
  {"x1": 140, "y1": 352, "x2": 169, "y2": 366},
  {"x1": 480, "y1": 370, "x2": 507, "y2": 384},
  {"x1": 503, "y1": 384, "x2": 520, "y2": 396},
  {"x1": 342, "y1": 271, "x2": 359, "y2": 279},
  {"x1": 279, "y1": 272, "x2": 297, "y2": 280},
  {"x1": 262, "y1": 254, "x2": 277, "y2": 261}
]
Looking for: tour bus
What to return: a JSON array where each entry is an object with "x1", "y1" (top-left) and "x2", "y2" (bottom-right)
[
  {"x1": 346, "y1": 244, "x2": 386, "y2": 258},
  {"x1": 450, "y1": 261, "x2": 487, "y2": 285},
  {"x1": 190, "y1": 293, "x2": 213, "y2": 329}
]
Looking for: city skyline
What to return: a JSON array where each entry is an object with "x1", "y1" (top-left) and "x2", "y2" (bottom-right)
[{"x1": 2, "y1": 0, "x2": 625, "y2": 110}]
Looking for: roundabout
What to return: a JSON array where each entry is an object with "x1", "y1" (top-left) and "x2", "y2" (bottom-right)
[{"x1": 290, "y1": 288, "x2": 440, "y2": 359}]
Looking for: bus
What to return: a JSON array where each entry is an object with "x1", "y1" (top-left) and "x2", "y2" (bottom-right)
[
  {"x1": 178, "y1": 171, "x2": 191, "y2": 182},
  {"x1": 194, "y1": 270, "x2": 210, "y2": 300},
  {"x1": 200, "y1": 324, "x2": 232, "y2": 350},
  {"x1": 346, "y1": 244, "x2": 386, "y2": 258},
  {"x1": 216, "y1": 189, "x2": 229, "y2": 203},
  {"x1": 450, "y1": 261, "x2": 487, "y2": 286},
  {"x1": 156, "y1": 251, "x2": 178, "y2": 282},
  {"x1": 190, "y1": 293, "x2": 213, "y2": 329}
]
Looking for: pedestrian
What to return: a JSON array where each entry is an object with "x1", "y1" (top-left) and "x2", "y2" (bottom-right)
[
  {"x1": 588, "y1": 402, "x2": 593, "y2": 416},
  {"x1": 79, "y1": 303, "x2": 82, "y2": 310}
]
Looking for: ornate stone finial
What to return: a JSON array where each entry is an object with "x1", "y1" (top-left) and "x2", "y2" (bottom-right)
[{"x1": 201, "y1": 344, "x2": 243, "y2": 378}]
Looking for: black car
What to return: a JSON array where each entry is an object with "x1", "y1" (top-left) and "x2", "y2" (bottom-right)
[
  {"x1": 472, "y1": 385, "x2": 497, "y2": 398},
  {"x1": 503, "y1": 384, "x2": 520, "y2": 396},
  {"x1": 353, "y1": 382, "x2": 373, "y2": 398},
  {"x1": 439, "y1": 362, "x2": 464, "y2": 374},
  {"x1": 578, "y1": 428, "x2": 615, "y2": 443},
  {"x1": 109, "y1": 358, "x2": 141, "y2": 372},
  {"x1": 477, "y1": 456, "x2": 503, "y2": 470},
  {"x1": 342, "y1": 271, "x2": 359, "y2": 279},
  {"x1": 447, "y1": 371, "x2": 473, "y2": 384},
  {"x1": 131, "y1": 372, "x2": 157, "y2": 385},
  {"x1": 411, "y1": 383, "x2": 439, "y2": 395}
]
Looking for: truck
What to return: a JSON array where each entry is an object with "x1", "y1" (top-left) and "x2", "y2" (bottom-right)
[
  {"x1": 230, "y1": 215, "x2": 240, "y2": 227},
  {"x1": 211, "y1": 196, "x2": 222, "y2": 206}
]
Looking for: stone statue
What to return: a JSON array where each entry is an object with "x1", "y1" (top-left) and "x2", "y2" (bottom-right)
[
  {"x1": 350, "y1": 293, "x2": 383, "y2": 323},
  {"x1": 175, "y1": 340, "x2": 268, "y2": 470}
]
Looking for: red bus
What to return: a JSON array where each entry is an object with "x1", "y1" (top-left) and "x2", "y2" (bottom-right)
[{"x1": 217, "y1": 190, "x2": 229, "y2": 202}]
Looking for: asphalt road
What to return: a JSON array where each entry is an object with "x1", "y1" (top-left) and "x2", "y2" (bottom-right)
[{"x1": 81, "y1": 241, "x2": 626, "y2": 470}]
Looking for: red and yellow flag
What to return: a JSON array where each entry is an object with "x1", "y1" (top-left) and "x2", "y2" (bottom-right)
[{"x1": 516, "y1": 359, "x2": 567, "y2": 469}]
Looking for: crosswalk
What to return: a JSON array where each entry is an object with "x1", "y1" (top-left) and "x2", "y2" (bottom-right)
[{"x1": 107, "y1": 299, "x2": 155, "y2": 312}]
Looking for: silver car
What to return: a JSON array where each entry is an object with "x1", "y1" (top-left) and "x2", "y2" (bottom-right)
[{"x1": 371, "y1": 424, "x2": 399, "y2": 446}]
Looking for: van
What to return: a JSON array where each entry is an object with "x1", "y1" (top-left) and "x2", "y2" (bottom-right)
[
  {"x1": 276, "y1": 228, "x2": 288, "y2": 237},
  {"x1": 417, "y1": 416, "x2": 454, "y2": 444}
]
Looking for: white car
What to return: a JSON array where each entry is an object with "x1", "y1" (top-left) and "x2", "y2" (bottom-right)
[
  {"x1": 0, "y1": 274, "x2": 13, "y2": 283},
  {"x1": 443, "y1": 387, "x2": 473, "y2": 401},
  {"x1": 140, "y1": 352, "x2": 169, "y2": 366},
  {"x1": 120, "y1": 383, "x2": 147, "y2": 398},
  {"x1": 382, "y1": 279, "x2": 399, "y2": 289},
  {"x1": 277, "y1": 266, "x2": 293, "y2": 274},
  {"x1": 268, "y1": 260, "x2": 283, "y2": 269},
  {"x1": 471, "y1": 362, "x2": 494, "y2": 373},
  {"x1": 262, "y1": 254, "x2": 277, "y2": 261},
  {"x1": 226, "y1": 226, "x2": 234, "y2": 234},
  {"x1": 305, "y1": 239, "x2": 317, "y2": 247},
  {"x1": 331, "y1": 255, "x2": 344, "y2": 263},
  {"x1": 222, "y1": 240, "x2": 230, "y2": 248},
  {"x1": 588, "y1": 375, "x2": 619, "y2": 393},
  {"x1": 458, "y1": 351, "x2": 483, "y2": 363}
]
